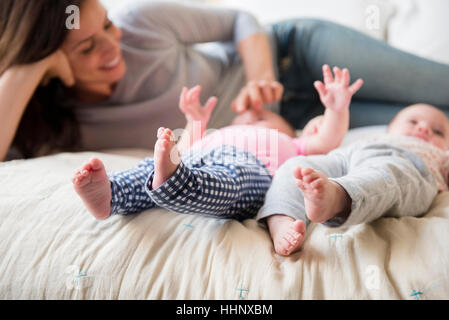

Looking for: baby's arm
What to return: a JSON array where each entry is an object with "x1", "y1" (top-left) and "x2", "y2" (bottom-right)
[
  {"x1": 300, "y1": 65, "x2": 363, "y2": 155},
  {"x1": 176, "y1": 86, "x2": 217, "y2": 153}
]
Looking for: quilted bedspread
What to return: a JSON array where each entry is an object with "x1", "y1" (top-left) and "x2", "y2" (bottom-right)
[{"x1": 1, "y1": 148, "x2": 448, "y2": 299}]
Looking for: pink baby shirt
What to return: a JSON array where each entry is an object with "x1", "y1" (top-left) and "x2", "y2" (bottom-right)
[{"x1": 191, "y1": 125, "x2": 306, "y2": 176}]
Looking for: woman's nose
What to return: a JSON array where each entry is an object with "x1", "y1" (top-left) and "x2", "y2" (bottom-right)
[
  {"x1": 102, "y1": 35, "x2": 119, "y2": 52},
  {"x1": 99, "y1": 29, "x2": 121, "y2": 53}
]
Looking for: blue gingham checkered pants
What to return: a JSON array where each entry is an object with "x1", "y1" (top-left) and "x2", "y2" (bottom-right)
[{"x1": 108, "y1": 145, "x2": 272, "y2": 221}]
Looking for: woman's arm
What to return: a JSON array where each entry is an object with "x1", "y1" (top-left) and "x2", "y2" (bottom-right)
[
  {"x1": 117, "y1": 1, "x2": 265, "y2": 46},
  {"x1": 0, "y1": 51, "x2": 74, "y2": 161},
  {"x1": 238, "y1": 33, "x2": 276, "y2": 83},
  {"x1": 233, "y1": 33, "x2": 284, "y2": 113},
  {"x1": 118, "y1": 1, "x2": 281, "y2": 112},
  {"x1": 0, "y1": 63, "x2": 47, "y2": 161}
]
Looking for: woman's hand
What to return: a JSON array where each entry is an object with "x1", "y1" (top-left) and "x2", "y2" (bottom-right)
[
  {"x1": 232, "y1": 80, "x2": 284, "y2": 114},
  {"x1": 41, "y1": 50, "x2": 75, "y2": 87},
  {"x1": 0, "y1": 50, "x2": 75, "y2": 161},
  {"x1": 179, "y1": 86, "x2": 217, "y2": 128}
]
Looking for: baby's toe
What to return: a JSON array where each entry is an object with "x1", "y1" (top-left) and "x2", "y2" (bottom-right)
[
  {"x1": 89, "y1": 157, "x2": 104, "y2": 171},
  {"x1": 273, "y1": 238, "x2": 290, "y2": 256},
  {"x1": 293, "y1": 167, "x2": 303, "y2": 180},
  {"x1": 72, "y1": 173, "x2": 82, "y2": 185},
  {"x1": 73, "y1": 175, "x2": 85, "y2": 187},
  {"x1": 292, "y1": 220, "x2": 306, "y2": 234},
  {"x1": 157, "y1": 127, "x2": 166, "y2": 138}
]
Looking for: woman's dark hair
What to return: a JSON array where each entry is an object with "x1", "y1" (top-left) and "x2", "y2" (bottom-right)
[{"x1": 0, "y1": 0, "x2": 83, "y2": 158}]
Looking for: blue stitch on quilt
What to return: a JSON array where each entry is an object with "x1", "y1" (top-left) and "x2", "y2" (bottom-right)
[
  {"x1": 75, "y1": 270, "x2": 88, "y2": 287},
  {"x1": 410, "y1": 289, "x2": 423, "y2": 300},
  {"x1": 237, "y1": 288, "x2": 249, "y2": 300},
  {"x1": 329, "y1": 234, "x2": 343, "y2": 240}
]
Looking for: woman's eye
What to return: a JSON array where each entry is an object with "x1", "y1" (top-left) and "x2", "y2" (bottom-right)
[
  {"x1": 105, "y1": 20, "x2": 113, "y2": 30},
  {"x1": 408, "y1": 119, "x2": 417, "y2": 125},
  {"x1": 82, "y1": 44, "x2": 95, "y2": 55},
  {"x1": 433, "y1": 129, "x2": 444, "y2": 136}
]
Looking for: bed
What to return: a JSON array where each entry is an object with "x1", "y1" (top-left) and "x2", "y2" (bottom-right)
[{"x1": 1, "y1": 126, "x2": 448, "y2": 300}]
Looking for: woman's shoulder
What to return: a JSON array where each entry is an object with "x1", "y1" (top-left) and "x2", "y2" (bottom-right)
[
  {"x1": 109, "y1": 0, "x2": 201, "y2": 28},
  {"x1": 108, "y1": 0, "x2": 161, "y2": 26}
]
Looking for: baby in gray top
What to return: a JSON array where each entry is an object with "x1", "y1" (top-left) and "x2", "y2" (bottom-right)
[{"x1": 259, "y1": 103, "x2": 449, "y2": 256}]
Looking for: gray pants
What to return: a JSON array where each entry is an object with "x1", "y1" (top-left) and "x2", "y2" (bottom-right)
[{"x1": 256, "y1": 143, "x2": 439, "y2": 228}]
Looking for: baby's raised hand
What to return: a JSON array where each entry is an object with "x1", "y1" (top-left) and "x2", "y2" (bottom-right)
[
  {"x1": 179, "y1": 86, "x2": 218, "y2": 127},
  {"x1": 314, "y1": 65, "x2": 364, "y2": 112}
]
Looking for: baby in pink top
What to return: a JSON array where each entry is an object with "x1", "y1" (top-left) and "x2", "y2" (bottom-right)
[
  {"x1": 190, "y1": 124, "x2": 301, "y2": 176},
  {"x1": 185, "y1": 64, "x2": 363, "y2": 176},
  {"x1": 72, "y1": 65, "x2": 363, "y2": 221}
]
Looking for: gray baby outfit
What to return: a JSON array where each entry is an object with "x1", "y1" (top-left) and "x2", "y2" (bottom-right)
[{"x1": 257, "y1": 138, "x2": 439, "y2": 228}]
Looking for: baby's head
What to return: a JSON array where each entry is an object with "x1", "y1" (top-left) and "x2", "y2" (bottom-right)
[
  {"x1": 231, "y1": 109, "x2": 296, "y2": 137},
  {"x1": 388, "y1": 104, "x2": 449, "y2": 150}
]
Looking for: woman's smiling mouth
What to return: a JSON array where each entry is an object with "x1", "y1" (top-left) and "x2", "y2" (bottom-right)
[{"x1": 101, "y1": 55, "x2": 121, "y2": 70}]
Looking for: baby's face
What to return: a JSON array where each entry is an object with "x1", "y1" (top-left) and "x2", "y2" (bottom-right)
[
  {"x1": 232, "y1": 109, "x2": 296, "y2": 138},
  {"x1": 388, "y1": 104, "x2": 449, "y2": 150}
]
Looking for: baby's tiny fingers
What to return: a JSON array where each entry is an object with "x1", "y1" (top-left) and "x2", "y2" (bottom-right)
[
  {"x1": 187, "y1": 85, "x2": 201, "y2": 103},
  {"x1": 313, "y1": 81, "x2": 327, "y2": 97},
  {"x1": 333, "y1": 66, "x2": 342, "y2": 82},
  {"x1": 157, "y1": 127, "x2": 166, "y2": 138},
  {"x1": 348, "y1": 78, "x2": 364, "y2": 95},
  {"x1": 204, "y1": 96, "x2": 218, "y2": 115},
  {"x1": 342, "y1": 68, "x2": 350, "y2": 86},
  {"x1": 322, "y1": 64, "x2": 333, "y2": 84}
]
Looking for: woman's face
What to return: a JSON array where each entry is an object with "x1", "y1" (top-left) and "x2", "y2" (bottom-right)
[{"x1": 62, "y1": 0, "x2": 126, "y2": 94}]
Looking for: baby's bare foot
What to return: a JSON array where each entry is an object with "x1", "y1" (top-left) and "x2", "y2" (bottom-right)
[
  {"x1": 293, "y1": 167, "x2": 350, "y2": 223},
  {"x1": 152, "y1": 127, "x2": 181, "y2": 189},
  {"x1": 72, "y1": 157, "x2": 111, "y2": 220},
  {"x1": 267, "y1": 215, "x2": 306, "y2": 256}
]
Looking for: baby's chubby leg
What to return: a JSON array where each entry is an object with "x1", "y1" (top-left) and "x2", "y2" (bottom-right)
[
  {"x1": 72, "y1": 157, "x2": 112, "y2": 220},
  {"x1": 266, "y1": 215, "x2": 306, "y2": 256},
  {"x1": 72, "y1": 127, "x2": 180, "y2": 220},
  {"x1": 294, "y1": 167, "x2": 351, "y2": 223},
  {"x1": 265, "y1": 167, "x2": 351, "y2": 256},
  {"x1": 257, "y1": 152, "x2": 350, "y2": 256},
  {"x1": 152, "y1": 127, "x2": 181, "y2": 189}
]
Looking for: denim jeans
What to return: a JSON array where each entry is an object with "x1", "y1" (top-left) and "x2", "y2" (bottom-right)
[{"x1": 272, "y1": 19, "x2": 449, "y2": 129}]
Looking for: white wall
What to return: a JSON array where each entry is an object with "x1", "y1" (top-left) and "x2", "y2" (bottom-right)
[{"x1": 101, "y1": 0, "x2": 449, "y2": 64}]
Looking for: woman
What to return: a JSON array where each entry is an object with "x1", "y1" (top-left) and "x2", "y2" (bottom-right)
[{"x1": 1, "y1": 0, "x2": 449, "y2": 161}]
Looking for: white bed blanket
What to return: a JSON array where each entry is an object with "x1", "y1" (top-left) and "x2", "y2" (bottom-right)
[{"x1": 1, "y1": 150, "x2": 449, "y2": 300}]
